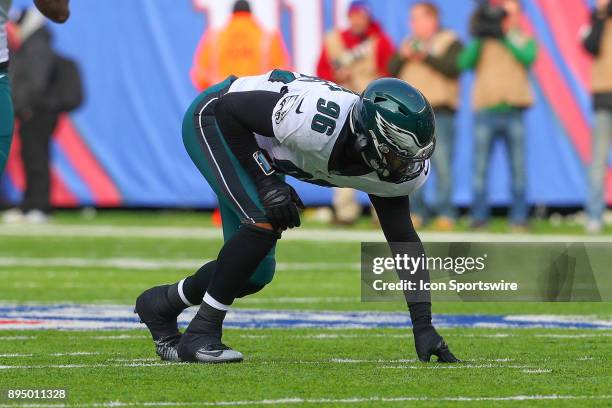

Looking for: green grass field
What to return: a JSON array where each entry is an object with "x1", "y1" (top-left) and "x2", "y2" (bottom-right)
[{"x1": 0, "y1": 211, "x2": 610, "y2": 407}]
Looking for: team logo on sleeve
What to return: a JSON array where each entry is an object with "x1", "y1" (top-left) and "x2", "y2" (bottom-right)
[{"x1": 274, "y1": 94, "x2": 300, "y2": 124}]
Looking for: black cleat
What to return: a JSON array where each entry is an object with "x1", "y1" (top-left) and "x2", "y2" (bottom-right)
[
  {"x1": 414, "y1": 328, "x2": 460, "y2": 363},
  {"x1": 154, "y1": 334, "x2": 182, "y2": 362},
  {"x1": 177, "y1": 309, "x2": 243, "y2": 364},
  {"x1": 177, "y1": 343, "x2": 244, "y2": 364},
  {"x1": 134, "y1": 285, "x2": 182, "y2": 361},
  {"x1": 178, "y1": 337, "x2": 243, "y2": 364}
]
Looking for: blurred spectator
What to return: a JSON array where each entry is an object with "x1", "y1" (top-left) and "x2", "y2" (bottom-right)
[
  {"x1": 317, "y1": 0, "x2": 394, "y2": 225},
  {"x1": 388, "y1": 2, "x2": 463, "y2": 230},
  {"x1": 583, "y1": 0, "x2": 612, "y2": 234},
  {"x1": 458, "y1": 0, "x2": 537, "y2": 229},
  {"x1": 190, "y1": 0, "x2": 290, "y2": 91},
  {"x1": 191, "y1": 0, "x2": 290, "y2": 227},
  {"x1": 3, "y1": 8, "x2": 82, "y2": 224},
  {"x1": 1, "y1": 0, "x2": 69, "y2": 180}
]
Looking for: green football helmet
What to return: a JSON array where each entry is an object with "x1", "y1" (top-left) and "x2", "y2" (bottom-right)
[{"x1": 350, "y1": 78, "x2": 436, "y2": 184}]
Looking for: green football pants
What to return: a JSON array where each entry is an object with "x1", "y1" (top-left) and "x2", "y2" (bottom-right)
[
  {"x1": 181, "y1": 77, "x2": 276, "y2": 287},
  {"x1": 0, "y1": 68, "x2": 14, "y2": 176}
]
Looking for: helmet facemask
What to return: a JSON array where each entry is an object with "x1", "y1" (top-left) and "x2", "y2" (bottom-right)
[{"x1": 350, "y1": 100, "x2": 435, "y2": 184}]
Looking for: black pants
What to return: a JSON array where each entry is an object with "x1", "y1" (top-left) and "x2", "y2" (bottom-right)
[{"x1": 19, "y1": 110, "x2": 59, "y2": 214}]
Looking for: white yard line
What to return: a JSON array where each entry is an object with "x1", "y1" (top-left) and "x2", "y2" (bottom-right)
[
  {"x1": 0, "y1": 336, "x2": 36, "y2": 341},
  {"x1": 0, "y1": 358, "x2": 537, "y2": 370},
  {"x1": 0, "y1": 352, "x2": 99, "y2": 358},
  {"x1": 240, "y1": 297, "x2": 359, "y2": 304},
  {"x1": 534, "y1": 333, "x2": 612, "y2": 338},
  {"x1": 0, "y1": 353, "x2": 32, "y2": 357},
  {"x1": 2, "y1": 224, "x2": 612, "y2": 242},
  {"x1": 0, "y1": 257, "x2": 360, "y2": 271},
  {"x1": 522, "y1": 369, "x2": 553, "y2": 374},
  {"x1": 49, "y1": 352, "x2": 101, "y2": 357},
  {"x1": 381, "y1": 364, "x2": 533, "y2": 370},
  {"x1": 0, "y1": 362, "x2": 173, "y2": 370},
  {"x1": 90, "y1": 335, "x2": 148, "y2": 340},
  {"x1": 0, "y1": 394, "x2": 610, "y2": 407}
]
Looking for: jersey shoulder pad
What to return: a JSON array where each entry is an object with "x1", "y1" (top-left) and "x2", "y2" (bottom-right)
[{"x1": 271, "y1": 91, "x2": 307, "y2": 143}]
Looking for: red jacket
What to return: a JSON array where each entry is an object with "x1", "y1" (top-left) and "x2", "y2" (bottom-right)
[{"x1": 316, "y1": 22, "x2": 394, "y2": 82}]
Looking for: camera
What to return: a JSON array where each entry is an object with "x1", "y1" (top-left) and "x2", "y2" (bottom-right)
[{"x1": 470, "y1": 0, "x2": 507, "y2": 39}]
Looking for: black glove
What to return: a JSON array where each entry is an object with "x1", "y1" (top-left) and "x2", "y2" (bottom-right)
[
  {"x1": 414, "y1": 327, "x2": 460, "y2": 363},
  {"x1": 256, "y1": 176, "x2": 304, "y2": 230}
]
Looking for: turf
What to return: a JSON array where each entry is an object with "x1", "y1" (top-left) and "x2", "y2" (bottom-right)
[
  {"x1": 0, "y1": 328, "x2": 610, "y2": 407},
  {"x1": 0, "y1": 211, "x2": 610, "y2": 407}
]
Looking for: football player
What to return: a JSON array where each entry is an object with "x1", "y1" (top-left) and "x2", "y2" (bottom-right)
[{"x1": 135, "y1": 70, "x2": 459, "y2": 364}]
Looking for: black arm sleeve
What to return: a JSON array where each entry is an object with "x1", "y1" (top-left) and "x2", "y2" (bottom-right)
[
  {"x1": 583, "y1": 12, "x2": 608, "y2": 56},
  {"x1": 369, "y1": 194, "x2": 431, "y2": 305},
  {"x1": 214, "y1": 90, "x2": 282, "y2": 182},
  {"x1": 369, "y1": 195, "x2": 419, "y2": 242}
]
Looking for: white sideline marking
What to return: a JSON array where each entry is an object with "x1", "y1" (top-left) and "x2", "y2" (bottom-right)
[
  {"x1": 0, "y1": 352, "x2": 99, "y2": 358},
  {"x1": 238, "y1": 333, "x2": 521, "y2": 340},
  {"x1": 505, "y1": 315, "x2": 612, "y2": 328},
  {"x1": 50, "y1": 351, "x2": 100, "y2": 357},
  {"x1": 239, "y1": 297, "x2": 360, "y2": 304},
  {"x1": 330, "y1": 358, "x2": 417, "y2": 364},
  {"x1": 382, "y1": 364, "x2": 532, "y2": 370},
  {"x1": 0, "y1": 257, "x2": 360, "y2": 272},
  {"x1": 535, "y1": 333, "x2": 612, "y2": 338},
  {"x1": 108, "y1": 358, "x2": 159, "y2": 362},
  {"x1": 0, "y1": 395, "x2": 610, "y2": 407},
  {"x1": 0, "y1": 359, "x2": 531, "y2": 370},
  {"x1": 0, "y1": 362, "x2": 172, "y2": 370},
  {"x1": 522, "y1": 369, "x2": 553, "y2": 374},
  {"x1": 0, "y1": 336, "x2": 36, "y2": 341},
  {"x1": 2, "y1": 224, "x2": 612, "y2": 242},
  {"x1": 91, "y1": 335, "x2": 148, "y2": 340},
  {"x1": 0, "y1": 353, "x2": 32, "y2": 357}
]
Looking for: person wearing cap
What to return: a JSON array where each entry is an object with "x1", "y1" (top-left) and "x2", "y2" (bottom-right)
[
  {"x1": 190, "y1": 0, "x2": 291, "y2": 92},
  {"x1": 316, "y1": 0, "x2": 395, "y2": 225}
]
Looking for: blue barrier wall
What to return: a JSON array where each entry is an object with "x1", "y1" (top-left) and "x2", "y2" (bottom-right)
[{"x1": 2, "y1": 0, "x2": 600, "y2": 208}]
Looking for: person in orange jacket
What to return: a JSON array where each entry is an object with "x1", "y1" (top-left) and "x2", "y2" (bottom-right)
[
  {"x1": 190, "y1": 0, "x2": 291, "y2": 91},
  {"x1": 191, "y1": 0, "x2": 291, "y2": 226}
]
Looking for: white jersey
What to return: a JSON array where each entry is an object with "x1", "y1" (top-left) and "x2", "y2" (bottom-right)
[
  {"x1": 227, "y1": 71, "x2": 429, "y2": 198},
  {"x1": 0, "y1": 0, "x2": 11, "y2": 63}
]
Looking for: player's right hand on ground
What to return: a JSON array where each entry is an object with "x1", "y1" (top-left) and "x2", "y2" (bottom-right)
[
  {"x1": 257, "y1": 177, "x2": 304, "y2": 230},
  {"x1": 414, "y1": 327, "x2": 460, "y2": 363}
]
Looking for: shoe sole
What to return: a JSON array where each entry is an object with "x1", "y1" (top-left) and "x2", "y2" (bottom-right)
[{"x1": 193, "y1": 351, "x2": 244, "y2": 364}]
